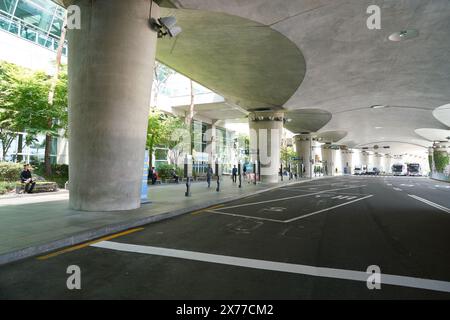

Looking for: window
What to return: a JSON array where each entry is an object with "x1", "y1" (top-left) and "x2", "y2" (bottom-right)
[
  {"x1": 0, "y1": 14, "x2": 10, "y2": 30},
  {"x1": 20, "y1": 24, "x2": 37, "y2": 41},
  {"x1": 14, "y1": 0, "x2": 54, "y2": 32},
  {"x1": 0, "y1": 0, "x2": 16, "y2": 14},
  {"x1": 8, "y1": 19, "x2": 18, "y2": 34},
  {"x1": 49, "y1": 16, "x2": 62, "y2": 37}
]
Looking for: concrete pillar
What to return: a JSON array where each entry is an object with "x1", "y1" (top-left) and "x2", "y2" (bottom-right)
[
  {"x1": 248, "y1": 111, "x2": 283, "y2": 183},
  {"x1": 332, "y1": 148, "x2": 342, "y2": 175},
  {"x1": 428, "y1": 146, "x2": 435, "y2": 172},
  {"x1": 341, "y1": 149, "x2": 353, "y2": 174},
  {"x1": 321, "y1": 145, "x2": 333, "y2": 176},
  {"x1": 384, "y1": 155, "x2": 392, "y2": 173},
  {"x1": 67, "y1": 0, "x2": 159, "y2": 211},
  {"x1": 361, "y1": 151, "x2": 369, "y2": 171},
  {"x1": 206, "y1": 121, "x2": 217, "y2": 168},
  {"x1": 374, "y1": 153, "x2": 383, "y2": 171},
  {"x1": 294, "y1": 134, "x2": 313, "y2": 178},
  {"x1": 56, "y1": 129, "x2": 69, "y2": 165}
]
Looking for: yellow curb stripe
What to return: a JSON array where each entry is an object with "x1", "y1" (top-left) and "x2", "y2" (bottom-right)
[{"x1": 37, "y1": 227, "x2": 144, "y2": 260}]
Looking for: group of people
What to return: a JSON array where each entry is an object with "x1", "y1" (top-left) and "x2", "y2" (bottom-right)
[
  {"x1": 148, "y1": 167, "x2": 179, "y2": 185},
  {"x1": 148, "y1": 164, "x2": 249, "y2": 188}
]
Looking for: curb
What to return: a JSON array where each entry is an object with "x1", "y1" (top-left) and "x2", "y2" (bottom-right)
[{"x1": 0, "y1": 178, "x2": 320, "y2": 266}]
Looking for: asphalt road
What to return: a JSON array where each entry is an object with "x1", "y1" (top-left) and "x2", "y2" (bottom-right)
[{"x1": 1, "y1": 176, "x2": 450, "y2": 299}]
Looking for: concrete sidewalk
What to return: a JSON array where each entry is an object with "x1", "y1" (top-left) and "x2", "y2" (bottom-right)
[{"x1": 0, "y1": 176, "x2": 310, "y2": 265}]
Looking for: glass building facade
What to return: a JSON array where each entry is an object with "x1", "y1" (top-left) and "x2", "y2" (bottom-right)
[
  {"x1": 0, "y1": 0, "x2": 67, "y2": 55},
  {"x1": 1, "y1": 132, "x2": 58, "y2": 164}
]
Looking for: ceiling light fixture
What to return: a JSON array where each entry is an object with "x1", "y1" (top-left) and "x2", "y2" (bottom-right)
[
  {"x1": 388, "y1": 29, "x2": 419, "y2": 42},
  {"x1": 370, "y1": 105, "x2": 386, "y2": 109}
]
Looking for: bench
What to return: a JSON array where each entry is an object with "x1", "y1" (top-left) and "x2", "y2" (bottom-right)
[
  {"x1": 164, "y1": 177, "x2": 183, "y2": 184},
  {"x1": 15, "y1": 181, "x2": 59, "y2": 194}
]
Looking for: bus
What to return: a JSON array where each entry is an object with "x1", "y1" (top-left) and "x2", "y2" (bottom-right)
[
  {"x1": 407, "y1": 163, "x2": 421, "y2": 176},
  {"x1": 392, "y1": 164, "x2": 405, "y2": 176}
]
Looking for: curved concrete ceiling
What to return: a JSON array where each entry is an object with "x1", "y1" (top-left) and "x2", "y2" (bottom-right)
[
  {"x1": 319, "y1": 106, "x2": 447, "y2": 148},
  {"x1": 357, "y1": 142, "x2": 428, "y2": 157},
  {"x1": 415, "y1": 128, "x2": 450, "y2": 142},
  {"x1": 316, "y1": 131, "x2": 347, "y2": 143},
  {"x1": 433, "y1": 104, "x2": 450, "y2": 127},
  {"x1": 156, "y1": 8, "x2": 306, "y2": 110},
  {"x1": 56, "y1": 0, "x2": 450, "y2": 150},
  {"x1": 156, "y1": 0, "x2": 450, "y2": 149},
  {"x1": 283, "y1": 109, "x2": 331, "y2": 134}
]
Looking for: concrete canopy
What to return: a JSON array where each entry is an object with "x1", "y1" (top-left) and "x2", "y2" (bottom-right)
[
  {"x1": 156, "y1": 0, "x2": 450, "y2": 150},
  {"x1": 155, "y1": 8, "x2": 306, "y2": 111},
  {"x1": 172, "y1": 102, "x2": 248, "y2": 121},
  {"x1": 57, "y1": 0, "x2": 450, "y2": 150}
]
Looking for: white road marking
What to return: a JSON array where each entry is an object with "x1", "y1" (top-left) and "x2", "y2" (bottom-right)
[
  {"x1": 91, "y1": 241, "x2": 450, "y2": 294},
  {"x1": 283, "y1": 195, "x2": 374, "y2": 223},
  {"x1": 408, "y1": 195, "x2": 450, "y2": 214},
  {"x1": 219, "y1": 185, "x2": 366, "y2": 210},
  {"x1": 207, "y1": 195, "x2": 374, "y2": 223},
  {"x1": 205, "y1": 210, "x2": 285, "y2": 223},
  {"x1": 393, "y1": 187, "x2": 403, "y2": 191}
]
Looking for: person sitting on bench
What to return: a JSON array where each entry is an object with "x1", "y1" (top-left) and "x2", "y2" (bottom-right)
[
  {"x1": 20, "y1": 164, "x2": 36, "y2": 194},
  {"x1": 170, "y1": 168, "x2": 179, "y2": 183}
]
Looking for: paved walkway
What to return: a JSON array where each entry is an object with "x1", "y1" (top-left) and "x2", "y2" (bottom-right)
[{"x1": 0, "y1": 176, "x2": 309, "y2": 264}]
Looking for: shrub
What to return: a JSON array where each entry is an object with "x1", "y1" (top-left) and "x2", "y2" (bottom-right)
[
  {"x1": 52, "y1": 164, "x2": 69, "y2": 177},
  {"x1": 433, "y1": 151, "x2": 449, "y2": 173},
  {"x1": 0, "y1": 181, "x2": 17, "y2": 195},
  {"x1": 156, "y1": 163, "x2": 176, "y2": 180},
  {"x1": 0, "y1": 162, "x2": 23, "y2": 182}
]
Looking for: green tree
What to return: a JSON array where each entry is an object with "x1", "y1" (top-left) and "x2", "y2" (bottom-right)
[
  {"x1": 0, "y1": 62, "x2": 21, "y2": 160},
  {"x1": 280, "y1": 146, "x2": 296, "y2": 169},
  {"x1": 146, "y1": 108, "x2": 188, "y2": 169},
  {"x1": 0, "y1": 61, "x2": 68, "y2": 166},
  {"x1": 163, "y1": 115, "x2": 188, "y2": 168},
  {"x1": 146, "y1": 108, "x2": 169, "y2": 169},
  {"x1": 433, "y1": 151, "x2": 449, "y2": 173}
]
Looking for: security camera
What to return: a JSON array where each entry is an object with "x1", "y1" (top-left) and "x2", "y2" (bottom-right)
[{"x1": 149, "y1": 16, "x2": 182, "y2": 38}]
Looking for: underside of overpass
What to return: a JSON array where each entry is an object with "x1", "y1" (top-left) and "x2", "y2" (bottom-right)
[
  {"x1": 54, "y1": 0, "x2": 450, "y2": 210},
  {"x1": 57, "y1": 0, "x2": 450, "y2": 144},
  {"x1": 1, "y1": 0, "x2": 450, "y2": 301}
]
